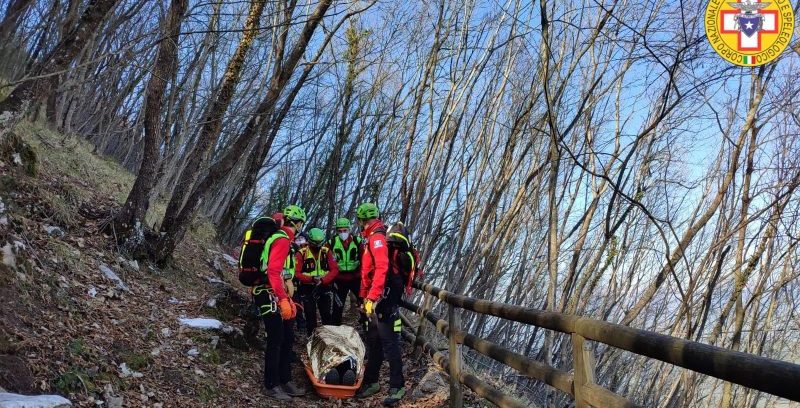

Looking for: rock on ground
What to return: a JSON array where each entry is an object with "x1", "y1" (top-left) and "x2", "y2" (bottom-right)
[
  {"x1": 98, "y1": 264, "x2": 130, "y2": 292},
  {"x1": 411, "y1": 368, "x2": 449, "y2": 400},
  {"x1": 0, "y1": 393, "x2": 72, "y2": 408}
]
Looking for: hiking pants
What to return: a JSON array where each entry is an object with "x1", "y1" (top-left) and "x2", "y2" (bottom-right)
[
  {"x1": 253, "y1": 287, "x2": 294, "y2": 388},
  {"x1": 331, "y1": 278, "x2": 360, "y2": 325},
  {"x1": 298, "y1": 284, "x2": 335, "y2": 335},
  {"x1": 363, "y1": 305, "x2": 404, "y2": 389}
]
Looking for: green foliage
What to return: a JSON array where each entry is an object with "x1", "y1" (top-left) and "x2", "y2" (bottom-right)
[
  {"x1": 197, "y1": 378, "x2": 219, "y2": 402},
  {"x1": 344, "y1": 21, "x2": 371, "y2": 68},
  {"x1": 54, "y1": 367, "x2": 97, "y2": 394},
  {"x1": 606, "y1": 235, "x2": 620, "y2": 264},
  {"x1": 202, "y1": 349, "x2": 221, "y2": 365},
  {"x1": 19, "y1": 122, "x2": 133, "y2": 203},
  {"x1": 48, "y1": 241, "x2": 84, "y2": 272},
  {"x1": 67, "y1": 339, "x2": 86, "y2": 356},
  {"x1": 120, "y1": 350, "x2": 151, "y2": 371},
  {"x1": 42, "y1": 191, "x2": 75, "y2": 227}
]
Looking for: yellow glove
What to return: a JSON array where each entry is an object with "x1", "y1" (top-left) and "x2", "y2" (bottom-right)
[{"x1": 364, "y1": 299, "x2": 374, "y2": 316}]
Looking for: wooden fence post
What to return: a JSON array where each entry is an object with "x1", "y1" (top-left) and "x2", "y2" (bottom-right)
[
  {"x1": 572, "y1": 333, "x2": 596, "y2": 408},
  {"x1": 413, "y1": 292, "x2": 432, "y2": 359},
  {"x1": 448, "y1": 303, "x2": 464, "y2": 407}
]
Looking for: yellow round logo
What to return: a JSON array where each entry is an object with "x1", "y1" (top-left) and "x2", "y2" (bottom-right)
[{"x1": 705, "y1": 0, "x2": 794, "y2": 66}]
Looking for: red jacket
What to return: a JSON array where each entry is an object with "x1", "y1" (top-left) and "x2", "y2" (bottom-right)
[
  {"x1": 295, "y1": 246, "x2": 339, "y2": 285},
  {"x1": 265, "y1": 226, "x2": 295, "y2": 301},
  {"x1": 360, "y1": 219, "x2": 389, "y2": 301}
]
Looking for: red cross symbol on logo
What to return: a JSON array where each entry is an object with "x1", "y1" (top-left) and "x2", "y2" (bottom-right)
[{"x1": 720, "y1": 1, "x2": 779, "y2": 51}]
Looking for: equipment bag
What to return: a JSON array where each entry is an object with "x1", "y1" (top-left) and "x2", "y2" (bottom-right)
[
  {"x1": 238, "y1": 216, "x2": 280, "y2": 286},
  {"x1": 386, "y1": 222, "x2": 421, "y2": 295}
]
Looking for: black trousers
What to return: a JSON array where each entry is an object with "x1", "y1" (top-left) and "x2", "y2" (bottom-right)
[
  {"x1": 298, "y1": 284, "x2": 336, "y2": 335},
  {"x1": 254, "y1": 288, "x2": 294, "y2": 388},
  {"x1": 292, "y1": 288, "x2": 306, "y2": 333},
  {"x1": 331, "y1": 278, "x2": 360, "y2": 325},
  {"x1": 363, "y1": 304, "x2": 404, "y2": 389}
]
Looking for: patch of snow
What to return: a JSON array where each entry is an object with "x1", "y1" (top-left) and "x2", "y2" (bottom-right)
[
  {"x1": 186, "y1": 348, "x2": 199, "y2": 357},
  {"x1": 210, "y1": 336, "x2": 219, "y2": 349},
  {"x1": 205, "y1": 276, "x2": 225, "y2": 285},
  {"x1": 99, "y1": 264, "x2": 130, "y2": 292},
  {"x1": 0, "y1": 392, "x2": 72, "y2": 408},
  {"x1": 160, "y1": 328, "x2": 171, "y2": 338},
  {"x1": 127, "y1": 260, "x2": 139, "y2": 271},
  {"x1": 12, "y1": 241, "x2": 24, "y2": 251},
  {"x1": 167, "y1": 297, "x2": 182, "y2": 305},
  {"x1": 222, "y1": 254, "x2": 238, "y2": 267},
  {"x1": 204, "y1": 297, "x2": 217, "y2": 308},
  {"x1": 1, "y1": 244, "x2": 15, "y2": 269},
  {"x1": 0, "y1": 216, "x2": 7, "y2": 226},
  {"x1": 0, "y1": 198, "x2": 5, "y2": 214},
  {"x1": 178, "y1": 317, "x2": 222, "y2": 330},
  {"x1": 150, "y1": 348, "x2": 161, "y2": 357},
  {"x1": 87, "y1": 287, "x2": 98, "y2": 298},
  {"x1": 42, "y1": 225, "x2": 65, "y2": 238},
  {"x1": 11, "y1": 153, "x2": 22, "y2": 166},
  {"x1": 118, "y1": 363, "x2": 143, "y2": 379}
]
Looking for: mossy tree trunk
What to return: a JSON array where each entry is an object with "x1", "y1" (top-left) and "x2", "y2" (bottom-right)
[{"x1": 149, "y1": 0, "x2": 269, "y2": 264}]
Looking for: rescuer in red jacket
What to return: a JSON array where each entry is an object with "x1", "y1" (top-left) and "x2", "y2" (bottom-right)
[
  {"x1": 354, "y1": 202, "x2": 405, "y2": 406},
  {"x1": 252, "y1": 205, "x2": 307, "y2": 401}
]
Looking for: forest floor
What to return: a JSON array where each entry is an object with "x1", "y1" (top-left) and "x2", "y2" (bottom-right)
[{"x1": 0, "y1": 122, "x2": 458, "y2": 407}]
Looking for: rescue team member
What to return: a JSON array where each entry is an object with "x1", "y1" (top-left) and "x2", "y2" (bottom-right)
[
  {"x1": 329, "y1": 217, "x2": 362, "y2": 325},
  {"x1": 355, "y1": 203, "x2": 405, "y2": 406},
  {"x1": 295, "y1": 227, "x2": 340, "y2": 335},
  {"x1": 253, "y1": 205, "x2": 307, "y2": 401}
]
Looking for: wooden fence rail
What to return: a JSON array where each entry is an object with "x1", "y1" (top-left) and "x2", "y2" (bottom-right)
[{"x1": 400, "y1": 280, "x2": 800, "y2": 407}]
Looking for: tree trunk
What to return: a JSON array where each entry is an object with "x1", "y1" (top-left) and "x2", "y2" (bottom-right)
[{"x1": 112, "y1": 0, "x2": 188, "y2": 247}]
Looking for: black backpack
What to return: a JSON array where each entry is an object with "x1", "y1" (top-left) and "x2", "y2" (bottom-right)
[{"x1": 238, "y1": 217, "x2": 281, "y2": 286}]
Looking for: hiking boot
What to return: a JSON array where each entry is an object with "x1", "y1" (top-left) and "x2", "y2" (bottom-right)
[
  {"x1": 383, "y1": 387, "x2": 406, "y2": 406},
  {"x1": 265, "y1": 386, "x2": 291, "y2": 401},
  {"x1": 324, "y1": 368, "x2": 340, "y2": 385},
  {"x1": 341, "y1": 369, "x2": 356, "y2": 386},
  {"x1": 282, "y1": 382, "x2": 306, "y2": 397},
  {"x1": 356, "y1": 382, "x2": 380, "y2": 398}
]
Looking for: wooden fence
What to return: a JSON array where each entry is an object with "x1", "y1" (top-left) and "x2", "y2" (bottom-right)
[{"x1": 399, "y1": 280, "x2": 800, "y2": 408}]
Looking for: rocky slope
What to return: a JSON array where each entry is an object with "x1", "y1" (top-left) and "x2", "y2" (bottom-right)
[{"x1": 0, "y1": 123, "x2": 451, "y2": 407}]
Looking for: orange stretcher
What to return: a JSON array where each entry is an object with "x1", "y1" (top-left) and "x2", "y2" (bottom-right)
[{"x1": 303, "y1": 363, "x2": 362, "y2": 399}]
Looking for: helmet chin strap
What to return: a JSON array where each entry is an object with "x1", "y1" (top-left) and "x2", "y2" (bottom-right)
[{"x1": 288, "y1": 220, "x2": 303, "y2": 233}]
